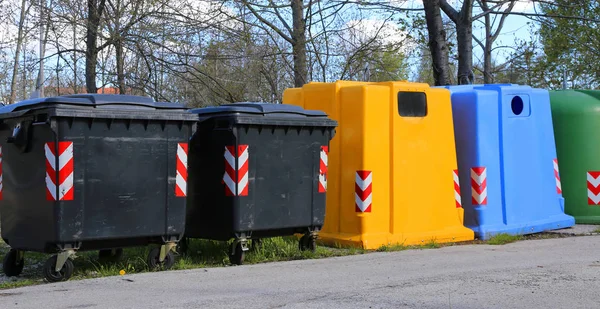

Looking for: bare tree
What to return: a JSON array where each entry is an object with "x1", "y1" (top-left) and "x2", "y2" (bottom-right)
[
  {"x1": 440, "y1": 0, "x2": 474, "y2": 85},
  {"x1": 10, "y1": 0, "x2": 33, "y2": 103},
  {"x1": 85, "y1": 0, "x2": 106, "y2": 93},
  {"x1": 474, "y1": 0, "x2": 516, "y2": 83},
  {"x1": 423, "y1": 0, "x2": 451, "y2": 85}
]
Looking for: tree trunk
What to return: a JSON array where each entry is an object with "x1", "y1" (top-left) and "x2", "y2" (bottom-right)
[
  {"x1": 291, "y1": 0, "x2": 307, "y2": 87},
  {"x1": 456, "y1": 20, "x2": 474, "y2": 84},
  {"x1": 86, "y1": 0, "x2": 106, "y2": 94},
  {"x1": 73, "y1": 20, "x2": 78, "y2": 94},
  {"x1": 10, "y1": 0, "x2": 29, "y2": 104},
  {"x1": 423, "y1": 0, "x2": 451, "y2": 86},
  {"x1": 483, "y1": 34, "x2": 493, "y2": 83},
  {"x1": 440, "y1": 0, "x2": 474, "y2": 85},
  {"x1": 116, "y1": 37, "x2": 126, "y2": 94}
]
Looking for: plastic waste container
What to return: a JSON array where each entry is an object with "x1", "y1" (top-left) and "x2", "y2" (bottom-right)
[
  {"x1": 550, "y1": 90, "x2": 600, "y2": 224},
  {"x1": 283, "y1": 81, "x2": 474, "y2": 249},
  {"x1": 443, "y1": 84, "x2": 575, "y2": 239},
  {"x1": 183, "y1": 103, "x2": 337, "y2": 265},
  {"x1": 0, "y1": 94, "x2": 197, "y2": 282}
]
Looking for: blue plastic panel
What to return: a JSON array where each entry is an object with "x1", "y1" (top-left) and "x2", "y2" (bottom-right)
[{"x1": 441, "y1": 84, "x2": 575, "y2": 239}]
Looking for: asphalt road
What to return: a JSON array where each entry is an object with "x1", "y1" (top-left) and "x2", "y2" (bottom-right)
[{"x1": 2, "y1": 236, "x2": 600, "y2": 309}]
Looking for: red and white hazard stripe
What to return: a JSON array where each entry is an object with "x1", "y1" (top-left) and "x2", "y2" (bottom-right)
[
  {"x1": 175, "y1": 143, "x2": 188, "y2": 197},
  {"x1": 470, "y1": 167, "x2": 487, "y2": 205},
  {"x1": 453, "y1": 169, "x2": 461, "y2": 208},
  {"x1": 587, "y1": 171, "x2": 600, "y2": 205},
  {"x1": 553, "y1": 159, "x2": 562, "y2": 194},
  {"x1": 45, "y1": 141, "x2": 74, "y2": 201},
  {"x1": 355, "y1": 170, "x2": 372, "y2": 213},
  {"x1": 224, "y1": 145, "x2": 249, "y2": 196},
  {"x1": 318, "y1": 146, "x2": 328, "y2": 193},
  {"x1": 0, "y1": 146, "x2": 3, "y2": 200}
]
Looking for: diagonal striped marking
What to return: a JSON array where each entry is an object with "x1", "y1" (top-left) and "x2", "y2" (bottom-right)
[
  {"x1": 57, "y1": 143, "x2": 74, "y2": 171},
  {"x1": 223, "y1": 172, "x2": 236, "y2": 196},
  {"x1": 355, "y1": 172, "x2": 373, "y2": 191},
  {"x1": 224, "y1": 147, "x2": 236, "y2": 169},
  {"x1": 471, "y1": 187, "x2": 488, "y2": 205},
  {"x1": 58, "y1": 172, "x2": 74, "y2": 200},
  {"x1": 46, "y1": 172, "x2": 57, "y2": 201},
  {"x1": 588, "y1": 190, "x2": 600, "y2": 205},
  {"x1": 355, "y1": 192, "x2": 373, "y2": 212},
  {"x1": 470, "y1": 167, "x2": 487, "y2": 185},
  {"x1": 176, "y1": 170, "x2": 187, "y2": 195},
  {"x1": 587, "y1": 172, "x2": 600, "y2": 188},
  {"x1": 45, "y1": 143, "x2": 56, "y2": 171}
]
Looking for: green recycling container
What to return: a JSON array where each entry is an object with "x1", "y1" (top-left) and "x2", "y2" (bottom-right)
[{"x1": 550, "y1": 90, "x2": 600, "y2": 224}]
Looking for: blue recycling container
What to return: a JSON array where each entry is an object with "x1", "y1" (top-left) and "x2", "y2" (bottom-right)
[{"x1": 441, "y1": 84, "x2": 575, "y2": 240}]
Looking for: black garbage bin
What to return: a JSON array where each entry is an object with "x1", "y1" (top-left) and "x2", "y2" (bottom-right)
[
  {"x1": 183, "y1": 103, "x2": 337, "y2": 265},
  {"x1": 0, "y1": 94, "x2": 197, "y2": 282}
]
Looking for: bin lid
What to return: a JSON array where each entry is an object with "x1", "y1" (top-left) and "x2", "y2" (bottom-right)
[
  {"x1": 188, "y1": 102, "x2": 328, "y2": 118},
  {"x1": 0, "y1": 94, "x2": 187, "y2": 114}
]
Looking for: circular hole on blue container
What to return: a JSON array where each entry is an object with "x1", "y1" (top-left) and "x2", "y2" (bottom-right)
[{"x1": 511, "y1": 96, "x2": 523, "y2": 115}]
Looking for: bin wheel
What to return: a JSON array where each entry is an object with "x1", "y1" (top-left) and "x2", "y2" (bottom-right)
[
  {"x1": 250, "y1": 239, "x2": 263, "y2": 251},
  {"x1": 98, "y1": 248, "x2": 123, "y2": 261},
  {"x1": 299, "y1": 235, "x2": 316, "y2": 252},
  {"x1": 147, "y1": 247, "x2": 175, "y2": 270},
  {"x1": 229, "y1": 243, "x2": 245, "y2": 265},
  {"x1": 43, "y1": 255, "x2": 74, "y2": 283},
  {"x1": 2, "y1": 249, "x2": 24, "y2": 277}
]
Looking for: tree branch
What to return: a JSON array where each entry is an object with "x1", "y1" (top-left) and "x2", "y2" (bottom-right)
[{"x1": 439, "y1": 0, "x2": 460, "y2": 23}]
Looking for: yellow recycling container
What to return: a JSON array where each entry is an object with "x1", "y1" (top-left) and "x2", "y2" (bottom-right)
[{"x1": 283, "y1": 81, "x2": 474, "y2": 249}]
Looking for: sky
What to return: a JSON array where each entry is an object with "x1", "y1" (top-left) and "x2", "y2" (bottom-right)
[
  {"x1": 0, "y1": 0, "x2": 541, "y2": 93},
  {"x1": 403, "y1": 0, "x2": 539, "y2": 63}
]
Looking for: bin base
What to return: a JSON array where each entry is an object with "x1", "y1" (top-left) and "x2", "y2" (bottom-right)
[
  {"x1": 317, "y1": 225, "x2": 474, "y2": 250},
  {"x1": 470, "y1": 214, "x2": 576, "y2": 240},
  {"x1": 572, "y1": 216, "x2": 600, "y2": 225}
]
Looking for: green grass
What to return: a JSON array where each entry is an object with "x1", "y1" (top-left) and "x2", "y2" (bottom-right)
[
  {"x1": 593, "y1": 227, "x2": 600, "y2": 234},
  {"x1": 0, "y1": 236, "x2": 372, "y2": 289},
  {"x1": 486, "y1": 233, "x2": 524, "y2": 245},
  {"x1": 0, "y1": 279, "x2": 41, "y2": 289}
]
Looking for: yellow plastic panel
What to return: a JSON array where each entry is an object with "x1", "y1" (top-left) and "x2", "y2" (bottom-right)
[{"x1": 283, "y1": 81, "x2": 473, "y2": 249}]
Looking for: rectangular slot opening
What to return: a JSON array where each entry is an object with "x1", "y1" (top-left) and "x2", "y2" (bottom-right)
[{"x1": 398, "y1": 91, "x2": 427, "y2": 117}]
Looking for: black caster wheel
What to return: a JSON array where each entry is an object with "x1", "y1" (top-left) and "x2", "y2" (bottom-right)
[
  {"x1": 228, "y1": 242, "x2": 245, "y2": 265},
  {"x1": 177, "y1": 237, "x2": 189, "y2": 255},
  {"x1": 43, "y1": 255, "x2": 74, "y2": 283},
  {"x1": 98, "y1": 248, "x2": 123, "y2": 261},
  {"x1": 250, "y1": 239, "x2": 263, "y2": 251},
  {"x1": 147, "y1": 247, "x2": 175, "y2": 270},
  {"x1": 3, "y1": 249, "x2": 24, "y2": 277},
  {"x1": 299, "y1": 235, "x2": 316, "y2": 252}
]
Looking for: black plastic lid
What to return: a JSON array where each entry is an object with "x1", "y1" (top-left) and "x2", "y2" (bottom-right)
[
  {"x1": 188, "y1": 102, "x2": 328, "y2": 117},
  {"x1": 0, "y1": 94, "x2": 187, "y2": 114}
]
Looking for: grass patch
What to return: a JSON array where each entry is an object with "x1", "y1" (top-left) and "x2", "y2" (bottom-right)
[
  {"x1": 593, "y1": 228, "x2": 600, "y2": 234},
  {"x1": 486, "y1": 233, "x2": 523, "y2": 245},
  {"x1": 0, "y1": 279, "x2": 41, "y2": 289},
  {"x1": 0, "y1": 236, "x2": 370, "y2": 289}
]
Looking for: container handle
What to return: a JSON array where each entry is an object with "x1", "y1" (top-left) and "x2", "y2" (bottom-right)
[{"x1": 6, "y1": 120, "x2": 33, "y2": 152}]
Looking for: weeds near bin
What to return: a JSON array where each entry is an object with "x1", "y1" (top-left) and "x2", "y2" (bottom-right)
[
  {"x1": 594, "y1": 228, "x2": 600, "y2": 234},
  {"x1": 0, "y1": 279, "x2": 39, "y2": 289},
  {"x1": 376, "y1": 239, "x2": 441, "y2": 252},
  {"x1": 486, "y1": 234, "x2": 523, "y2": 245}
]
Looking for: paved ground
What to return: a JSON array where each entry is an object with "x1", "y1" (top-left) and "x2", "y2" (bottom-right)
[
  {"x1": 2, "y1": 235, "x2": 600, "y2": 309},
  {"x1": 546, "y1": 224, "x2": 599, "y2": 236}
]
